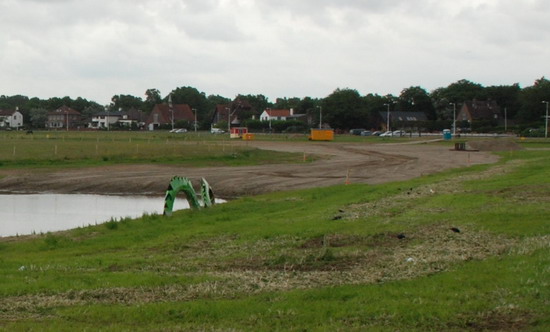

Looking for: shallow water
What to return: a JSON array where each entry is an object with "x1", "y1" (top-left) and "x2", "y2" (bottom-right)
[{"x1": 0, "y1": 194, "x2": 193, "y2": 237}]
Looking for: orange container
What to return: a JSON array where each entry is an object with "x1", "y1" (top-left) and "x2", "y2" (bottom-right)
[{"x1": 309, "y1": 129, "x2": 334, "y2": 141}]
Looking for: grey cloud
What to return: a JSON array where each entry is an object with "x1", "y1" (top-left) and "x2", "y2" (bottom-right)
[{"x1": 1, "y1": 0, "x2": 549, "y2": 103}]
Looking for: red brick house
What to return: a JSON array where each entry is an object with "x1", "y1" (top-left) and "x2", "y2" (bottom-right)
[
  {"x1": 46, "y1": 106, "x2": 82, "y2": 130},
  {"x1": 211, "y1": 99, "x2": 255, "y2": 128},
  {"x1": 456, "y1": 100, "x2": 502, "y2": 125},
  {"x1": 146, "y1": 104, "x2": 194, "y2": 130}
]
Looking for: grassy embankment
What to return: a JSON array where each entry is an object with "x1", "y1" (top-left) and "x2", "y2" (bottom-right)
[{"x1": 0, "y1": 137, "x2": 548, "y2": 330}]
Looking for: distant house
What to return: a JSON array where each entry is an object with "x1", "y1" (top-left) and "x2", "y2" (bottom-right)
[
  {"x1": 46, "y1": 106, "x2": 82, "y2": 130},
  {"x1": 211, "y1": 99, "x2": 255, "y2": 129},
  {"x1": 260, "y1": 109, "x2": 292, "y2": 121},
  {"x1": 0, "y1": 109, "x2": 24, "y2": 129},
  {"x1": 456, "y1": 100, "x2": 501, "y2": 125},
  {"x1": 379, "y1": 111, "x2": 428, "y2": 131},
  {"x1": 119, "y1": 108, "x2": 147, "y2": 128},
  {"x1": 90, "y1": 108, "x2": 147, "y2": 129},
  {"x1": 90, "y1": 112, "x2": 122, "y2": 129},
  {"x1": 146, "y1": 104, "x2": 194, "y2": 130},
  {"x1": 259, "y1": 108, "x2": 307, "y2": 122}
]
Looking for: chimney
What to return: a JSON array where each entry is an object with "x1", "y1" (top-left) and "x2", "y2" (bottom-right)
[{"x1": 290, "y1": 108, "x2": 294, "y2": 116}]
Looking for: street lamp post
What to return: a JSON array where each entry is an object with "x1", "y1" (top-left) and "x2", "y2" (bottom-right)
[
  {"x1": 543, "y1": 101, "x2": 549, "y2": 139},
  {"x1": 318, "y1": 106, "x2": 322, "y2": 129},
  {"x1": 192, "y1": 108, "x2": 197, "y2": 132},
  {"x1": 226, "y1": 107, "x2": 230, "y2": 133},
  {"x1": 383, "y1": 103, "x2": 393, "y2": 131},
  {"x1": 449, "y1": 103, "x2": 456, "y2": 136},
  {"x1": 504, "y1": 107, "x2": 507, "y2": 132},
  {"x1": 168, "y1": 93, "x2": 174, "y2": 130}
]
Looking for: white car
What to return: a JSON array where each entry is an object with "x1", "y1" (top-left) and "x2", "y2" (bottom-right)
[
  {"x1": 171, "y1": 128, "x2": 187, "y2": 133},
  {"x1": 210, "y1": 128, "x2": 225, "y2": 134},
  {"x1": 392, "y1": 130, "x2": 406, "y2": 137},
  {"x1": 379, "y1": 131, "x2": 393, "y2": 137}
]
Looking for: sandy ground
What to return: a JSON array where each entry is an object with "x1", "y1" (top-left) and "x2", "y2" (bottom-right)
[{"x1": 0, "y1": 140, "x2": 500, "y2": 198}]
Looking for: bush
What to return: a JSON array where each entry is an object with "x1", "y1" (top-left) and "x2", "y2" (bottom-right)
[{"x1": 520, "y1": 128, "x2": 545, "y2": 137}]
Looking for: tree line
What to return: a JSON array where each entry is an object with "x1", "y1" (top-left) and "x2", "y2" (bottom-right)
[{"x1": 2, "y1": 77, "x2": 550, "y2": 133}]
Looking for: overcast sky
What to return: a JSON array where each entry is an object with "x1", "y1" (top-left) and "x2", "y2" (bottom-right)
[{"x1": 1, "y1": 0, "x2": 549, "y2": 105}]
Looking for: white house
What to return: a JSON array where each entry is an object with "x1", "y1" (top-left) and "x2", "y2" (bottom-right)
[
  {"x1": 260, "y1": 109, "x2": 294, "y2": 121},
  {"x1": 0, "y1": 109, "x2": 24, "y2": 129},
  {"x1": 90, "y1": 112, "x2": 122, "y2": 129}
]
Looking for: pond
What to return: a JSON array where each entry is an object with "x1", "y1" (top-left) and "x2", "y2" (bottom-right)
[{"x1": 0, "y1": 193, "x2": 206, "y2": 237}]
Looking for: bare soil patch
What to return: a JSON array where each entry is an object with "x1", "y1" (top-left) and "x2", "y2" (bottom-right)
[
  {"x1": 467, "y1": 139, "x2": 523, "y2": 152},
  {"x1": 0, "y1": 140, "x2": 500, "y2": 198}
]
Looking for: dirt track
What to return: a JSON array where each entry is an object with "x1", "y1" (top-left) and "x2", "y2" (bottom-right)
[{"x1": 0, "y1": 141, "x2": 499, "y2": 198}]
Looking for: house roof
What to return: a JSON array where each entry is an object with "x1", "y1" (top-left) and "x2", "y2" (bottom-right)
[
  {"x1": 95, "y1": 112, "x2": 123, "y2": 117},
  {"x1": 0, "y1": 109, "x2": 18, "y2": 116},
  {"x1": 264, "y1": 109, "x2": 292, "y2": 117},
  {"x1": 48, "y1": 106, "x2": 81, "y2": 115},
  {"x1": 462, "y1": 100, "x2": 501, "y2": 120},
  {"x1": 124, "y1": 108, "x2": 147, "y2": 122},
  {"x1": 212, "y1": 102, "x2": 252, "y2": 124},
  {"x1": 215, "y1": 105, "x2": 231, "y2": 119},
  {"x1": 379, "y1": 111, "x2": 428, "y2": 122},
  {"x1": 148, "y1": 104, "x2": 194, "y2": 124}
]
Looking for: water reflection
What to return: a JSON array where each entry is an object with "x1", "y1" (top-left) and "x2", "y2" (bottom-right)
[{"x1": 0, "y1": 194, "x2": 194, "y2": 237}]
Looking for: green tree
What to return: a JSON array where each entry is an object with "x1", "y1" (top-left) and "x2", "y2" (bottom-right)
[
  {"x1": 321, "y1": 88, "x2": 368, "y2": 129},
  {"x1": 71, "y1": 97, "x2": 92, "y2": 112},
  {"x1": 431, "y1": 79, "x2": 487, "y2": 120},
  {"x1": 206, "y1": 94, "x2": 231, "y2": 110},
  {"x1": 364, "y1": 93, "x2": 392, "y2": 130},
  {"x1": 81, "y1": 104, "x2": 105, "y2": 124},
  {"x1": 29, "y1": 108, "x2": 48, "y2": 128},
  {"x1": 144, "y1": 88, "x2": 162, "y2": 113},
  {"x1": 398, "y1": 86, "x2": 436, "y2": 120},
  {"x1": 296, "y1": 97, "x2": 320, "y2": 115},
  {"x1": 517, "y1": 77, "x2": 550, "y2": 123},
  {"x1": 110, "y1": 94, "x2": 143, "y2": 112},
  {"x1": 273, "y1": 97, "x2": 300, "y2": 110},
  {"x1": 168, "y1": 86, "x2": 209, "y2": 124},
  {"x1": 235, "y1": 94, "x2": 271, "y2": 114},
  {"x1": 206, "y1": 94, "x2": 231, "y2": 124},
  {"x1": 485, "y1": 84, "x2": 521, "y2": 120},
  {"x1": 44, "y1": 97, "x2": 67, "y2": 110},
  {"x1": 431, "y1": 79, "x2": 487, "y2": 103}
]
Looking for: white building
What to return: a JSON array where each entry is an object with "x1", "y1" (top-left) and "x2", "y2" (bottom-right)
[
  {"x1": 259, "y1": 109, "x2": 294, "y2": 122},
  {"x1": 0, "y1": 109, "x2": 24, "y2": 129},
  {"x1": 90, "y1": 112, "x2": 122, "y2": 129}
]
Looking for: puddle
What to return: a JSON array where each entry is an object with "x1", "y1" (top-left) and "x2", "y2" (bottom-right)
[{"x1": 0, "y1": 194, "x2": 215, "y2": 237}]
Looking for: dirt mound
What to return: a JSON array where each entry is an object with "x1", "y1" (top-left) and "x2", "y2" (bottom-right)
[{"x1": 467, "y1": 139, "x2": 523, "y2": 152}]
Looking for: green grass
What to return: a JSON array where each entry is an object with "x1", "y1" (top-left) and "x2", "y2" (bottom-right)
[
  {"x1": 0, "y1": 131, "x2": 308, "y2": 168},
  {"x1": 0, "y1": 142, "x2": 549, "y2": 330}
]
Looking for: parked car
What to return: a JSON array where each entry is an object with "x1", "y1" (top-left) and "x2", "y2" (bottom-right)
[
  {"x1": 379, "y1": 131, "x2": 393, "y2": 137},
  {"x1": 170, "y1": 128, "x2": 188, "y2": 133},
  {"x1": 349, "y1": 128, "x2": 366, "y2": 135},
  {"x1": 211, "y1": 128, "x2": 225, "y2": 134},
  {"x1": 371, "y1": 131, "x2": 382, "y2": 136},
  {"x1": 360, "y1": 130, "x2": 372, "y2": 136},
  {"x1": 392, "y1": 130, "x2": 406, "y2": 137}
]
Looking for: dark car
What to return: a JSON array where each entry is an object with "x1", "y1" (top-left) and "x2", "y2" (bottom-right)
[
  {"x1": 360, "y1": 130, "x2": 372, "y2": 136},
  {"x1": 349, "y1": 128, "x2": 366, "y2": 135}
]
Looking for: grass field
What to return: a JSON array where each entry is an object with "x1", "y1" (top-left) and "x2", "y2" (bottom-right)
[
  {"x1": 0, "y1": 131, "x2": 310, "y2": 168},
  {"x1": 0, "y1": 129, "x2": 448, "y2": 169},
  {"x1": 0, "y1": 133, "x2": 548, "y2": 330}
]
